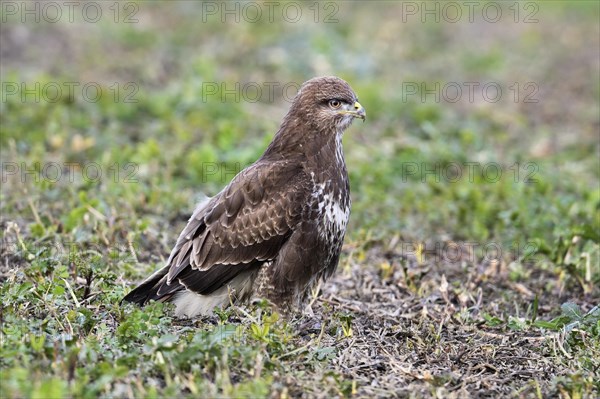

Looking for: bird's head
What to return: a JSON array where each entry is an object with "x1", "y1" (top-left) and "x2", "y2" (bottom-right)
[
  {"x1": 264, "y1": 76, "x2": 365, "y2": 159},
  {"x1": 291, "y1": 76, "x2": 366, "y2": 133}
]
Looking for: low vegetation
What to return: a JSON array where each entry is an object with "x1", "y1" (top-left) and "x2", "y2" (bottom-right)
[{"x1": 1, "y1": 2, "x2": 598, "y2": 397}]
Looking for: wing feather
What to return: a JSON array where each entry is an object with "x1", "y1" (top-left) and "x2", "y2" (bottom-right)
[{"x1": 163, "y1": 160, "x2": 307, "y2": 294}]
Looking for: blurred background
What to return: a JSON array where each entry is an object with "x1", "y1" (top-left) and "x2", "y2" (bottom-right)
[
  {"x1": 2, "y1": 1, "x2": 597, "y2": 264},
  {"x1": 0, "y1": 1, "x2": 599, "y2": 396}
]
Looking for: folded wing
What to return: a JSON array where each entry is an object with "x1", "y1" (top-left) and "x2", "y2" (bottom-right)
[{"x1": 122, "y1": 159, "x2": 308, "y2": 305}]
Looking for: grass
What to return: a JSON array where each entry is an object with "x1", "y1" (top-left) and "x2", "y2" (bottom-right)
[{"x1": 1, "y1": 1, "x2": 599, "y2": 398}]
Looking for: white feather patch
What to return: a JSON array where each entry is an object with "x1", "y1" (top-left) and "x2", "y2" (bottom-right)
[{"x1": 172, "y1": 269, "x2": 256, "y2": 318}]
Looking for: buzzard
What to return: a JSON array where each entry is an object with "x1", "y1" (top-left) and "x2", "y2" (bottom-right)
[{"x1": 122, "y1": 76, "x2": 365, "y2": 317}]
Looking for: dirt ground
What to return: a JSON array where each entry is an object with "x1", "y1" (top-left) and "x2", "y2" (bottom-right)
[{"x1": 270, "y1": 242, "x2": 597, "y2": 398}]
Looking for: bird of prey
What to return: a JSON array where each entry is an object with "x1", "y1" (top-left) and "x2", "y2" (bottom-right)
[{"x1": 122, "y1": 76, "x2": 366, "y2": 317}]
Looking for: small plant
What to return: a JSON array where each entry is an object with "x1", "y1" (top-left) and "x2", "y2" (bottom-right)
[
  {"x1": 250, "y1": 312, "x2": 280, "y2": 343},
  {"x1": 337, "y1": 313, "x2": 354, "y2": 338}
]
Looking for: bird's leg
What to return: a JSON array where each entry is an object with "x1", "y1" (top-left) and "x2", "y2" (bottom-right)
[{"x1": 297, "y1": 283, "x2": 324, "y2": 335}]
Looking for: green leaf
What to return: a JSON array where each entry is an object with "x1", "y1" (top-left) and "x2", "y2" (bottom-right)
[
  {"x1": 29, "y1": 334, "x2": 46, "y2": 352},
  {"x1": 483, "y1": 313, "x2": 504, "y2": 327},
  {"x1": 507, "y1": 316, "x2": 528, "y2": 331}
]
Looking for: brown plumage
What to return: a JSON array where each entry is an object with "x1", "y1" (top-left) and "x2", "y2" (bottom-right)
[{"x1": 122, "y1": 76, "x2": 366, "y2": 317}]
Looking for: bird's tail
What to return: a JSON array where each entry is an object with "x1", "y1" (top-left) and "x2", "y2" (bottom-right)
[{"x1": 121, "y1": 265, "x2": 182, "y2": 305}]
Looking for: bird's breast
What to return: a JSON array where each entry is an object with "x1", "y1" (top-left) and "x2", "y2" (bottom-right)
[
  {"x1": 305, "y1": 135, "x2": 351, "y2": 252},
  {"x1": 311, "y1": 179, "x2": 350, "y2": 240},
  {"x1": 321, "y1": 191, "x2": 350, "y2": 233}
]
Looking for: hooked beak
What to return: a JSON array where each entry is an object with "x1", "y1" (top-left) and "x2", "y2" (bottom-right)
[
  {"x1": 337, "y1": 101, "x2": 366, "y2": 121},
  {"x1": 353, "y1": 101, "x2": 366, "y2": 121}
]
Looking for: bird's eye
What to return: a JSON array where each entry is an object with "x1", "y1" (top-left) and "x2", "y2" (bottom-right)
[{"x1": 328, "y1": 99, "x2": 342, "y2": 109}]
